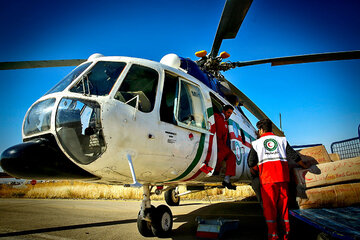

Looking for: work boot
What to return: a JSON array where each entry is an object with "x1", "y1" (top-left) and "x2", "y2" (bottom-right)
[{"x1": 222, "y1": 181, "x2": 236, "y2": 190}]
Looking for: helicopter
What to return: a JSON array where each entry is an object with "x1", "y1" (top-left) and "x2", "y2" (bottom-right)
[{"x1": 1, "y1": 0, "x2": 360, "y2": 237}]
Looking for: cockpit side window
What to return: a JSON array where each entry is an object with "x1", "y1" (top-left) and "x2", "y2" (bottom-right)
[{"x1": 114, "y1": 64, "x2": 158, "y2": 113}]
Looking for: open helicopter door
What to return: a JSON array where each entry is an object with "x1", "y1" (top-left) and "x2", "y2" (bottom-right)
[
  {"x1": 158, "y1": 71, "x2": 217, "y2": 181},
  {"x1": 209, "y1": 93, "x2": 238, "y2": 179},
  {"x1": 209, "y1": 92, "x2": 254, "y2": 181}
]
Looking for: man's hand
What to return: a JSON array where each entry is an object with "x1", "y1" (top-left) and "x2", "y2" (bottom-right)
[
  {"x1": 308, "y1": 165, "x2": 321, "y2": 174},
  {"x1": 297, "y1": 160, "x2": 309, "y2": 169}
]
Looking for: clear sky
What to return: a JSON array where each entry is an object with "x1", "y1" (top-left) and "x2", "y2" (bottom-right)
[{"x1": 0, "y1": 0, "x2": 359, "y2": 163}]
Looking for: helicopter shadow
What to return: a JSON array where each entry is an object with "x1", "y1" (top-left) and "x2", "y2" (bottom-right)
[
  {"x1": 0, "y1": 219, "x2": 137, "y2": 238},
  {"x1": 171, "y1": 200, "x2": 267, "y2": 240},
  {"x1": 171, "y1": 198, "x2": 323, "y2": 240}
]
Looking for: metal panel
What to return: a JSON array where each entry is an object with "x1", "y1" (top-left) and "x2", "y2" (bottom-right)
[{"x1": 290, "y1": 207, "x2": 360, "y2": 240}]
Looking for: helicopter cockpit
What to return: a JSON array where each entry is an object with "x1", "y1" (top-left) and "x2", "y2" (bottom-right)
[
  {"x1": 23, "y1": 58, "x2": 127, "y2": 164},
  {"x1": 22, "y1": 56, "x2": 163, "y2": 166}
]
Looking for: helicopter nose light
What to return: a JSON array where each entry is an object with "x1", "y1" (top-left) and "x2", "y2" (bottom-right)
[
  {"x1": 195, "y1": 50, "x2": 207, "y2": 58},
  {"x1": 220, "y1": 51, "x2": 230, "y2": 59}
]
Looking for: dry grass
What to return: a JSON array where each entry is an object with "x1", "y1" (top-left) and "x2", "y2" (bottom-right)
[{"x1": 0, "y1": 181, "x2": 255, "y2": 201}]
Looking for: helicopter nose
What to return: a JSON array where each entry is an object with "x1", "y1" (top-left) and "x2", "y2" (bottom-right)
[{"x1": 0, "y1": 136, "x2": 98, "y2": 180}]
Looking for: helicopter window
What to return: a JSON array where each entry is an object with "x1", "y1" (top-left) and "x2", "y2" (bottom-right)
[
  {"x1": 176, "y1": 80, "x2": 207, "y2": 130},
  {"x1": 56, "y1": 98, "x2": 106, "y2": 165},
  {"x1": 46, "y1": 62, "x2": 92, "y2": 95},
  {"x1": 70, "y1": 61, "x2": 126, "y2": 96},
  {"x1": 115, "y1": 64, "x2": 158, "y2": 113},
  {"x1": 23, "y1": 98, "x2": 56, "y2": 136},
  {"x1": 160, "y1": 73, "x2": 177, "y2": 124},
  {"x1": 210, "y1": 93, "x2": 223, "y2": 114}
]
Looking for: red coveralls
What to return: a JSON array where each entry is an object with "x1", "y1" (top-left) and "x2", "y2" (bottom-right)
[
  {"x1": 214, "y1": 113, "x2": 236, "y2": 176},
  {"x1": 251, "y1": 132, "x2": 290, "y2": 240}
]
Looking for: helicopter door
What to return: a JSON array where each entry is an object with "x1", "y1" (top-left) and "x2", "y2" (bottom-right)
[
  {"x1": 158, "y1": 72, "x2": 210, "y2": 180},
  {"x1": 209, "y1": 93, "x2": 236, "y2": 177}
]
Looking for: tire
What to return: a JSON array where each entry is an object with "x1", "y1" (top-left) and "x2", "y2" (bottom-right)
[
  {"x1": 151, "y1": 205, "x2": 173, "y2": 237},
  {"x1": 164, "y1": 188, "x2": 180, "y2": 206},
  {"x1": 137, "y1": 205, "x2": 155, "y2": 237}
]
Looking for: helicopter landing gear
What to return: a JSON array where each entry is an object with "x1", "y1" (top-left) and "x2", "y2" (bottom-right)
[
  {"x1": 137, "y1": 184, "x2": 173, "y2": 238},
  {"x1": 151, "y1": 205, "x2": 173, "y2": 237},
  {"x1": 137, "y1": 205, "x2": 155, "y2": 237},
  {"x1": 137, "y1": 184, "x2": 153, "y2": 236},
  {"x1": 164, "y1": 187, "x2": 180, "y2": 206}
]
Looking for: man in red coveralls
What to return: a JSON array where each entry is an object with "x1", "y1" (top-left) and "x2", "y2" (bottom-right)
[
  {"x1": 214, "y1": 105, "x2": 237, "y2": 190},
  {"x1": 247, "y1": 119, "x2": 307, "y2": 240}
]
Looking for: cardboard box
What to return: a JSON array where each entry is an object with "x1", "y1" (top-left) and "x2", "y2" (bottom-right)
[
  {"x1": 297, "y1": 145, "x2": 332, "y2": 165},
  {"x1": 329, "y1": 153, "x2": 341, "y2": 161},
  {"x1": 298, "y1": 182, "x2": 360, "y2": 209},
  {"x1": 293, "y1": 156, "x2": 360, "y2": 189}
]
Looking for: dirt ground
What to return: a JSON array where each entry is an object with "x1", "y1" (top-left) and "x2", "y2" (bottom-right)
[{"x1": 0, "y1": 198, "x2": 321, "y2": 239}]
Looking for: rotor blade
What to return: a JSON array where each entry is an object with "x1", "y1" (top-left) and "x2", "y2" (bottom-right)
[
  {"x1": 0, "y1": 59, "x2": 87, "y2": 70},
  {"x1": 210, "y1": 0, "x2": 252, "y2": 58},
  {"x1": 233, "y1": 50, "x2": 360, "y2": 68},
  {"x1": 224, "y1": 79, "x2": 284, "y2": 136}
]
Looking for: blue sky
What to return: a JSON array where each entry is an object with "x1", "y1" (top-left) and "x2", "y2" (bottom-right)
[{"x1": 0, "y1": 0, "x2": 359, "y2": 160}]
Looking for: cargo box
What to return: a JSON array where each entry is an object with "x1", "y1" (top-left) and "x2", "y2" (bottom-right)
[
  {"x1": 297, "y1": 182, "x2": 360, "y2": 209},
  {"x1": 293, "y1": 156, "x2": 360, "y2": 189},
  {"x1": 329, "y1": 153, "x2": 341, "y2": 161},
  {"x1": 296, "y1": 145, "x2": 332, "y2": 165}
]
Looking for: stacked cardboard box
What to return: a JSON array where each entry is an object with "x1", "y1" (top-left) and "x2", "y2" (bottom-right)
[
  {"x1": 293, "y1": 156, "x2": 360, "y2": 188},
  {"x1": 329, "y1": 153, "x2": 341, "y2": 161},
  {"x1": 292, "y1": 145, "x2": 360, "y2": 209},
  {"x1": 296, "y1": 145, "x2": 332, "y2": 165},
  {"x1": 297, "y1": 182, "x2": 360, "y2": 209}
]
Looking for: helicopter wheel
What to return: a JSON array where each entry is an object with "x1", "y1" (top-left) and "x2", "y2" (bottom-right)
[
  {"x1": 164, "y1": 188, "x2": 180, "y2": 206},
  {"x1": 137, "y1": 205, "x2": 155, "y2": 237},
  {"x1": 151, "y1": 205, "x2": 173, "y2": 237}
]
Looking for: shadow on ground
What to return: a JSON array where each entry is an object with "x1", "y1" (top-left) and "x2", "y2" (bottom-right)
[{"x1": 171, "y1": 199, "x2": 321, "y2": 240}]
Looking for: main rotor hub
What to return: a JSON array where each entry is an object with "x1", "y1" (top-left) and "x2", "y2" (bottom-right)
[{"x1": 195, "y1": 50, "x2": 233, "y2": 78}]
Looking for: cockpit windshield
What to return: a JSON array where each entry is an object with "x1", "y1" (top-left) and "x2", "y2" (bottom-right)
[
  {"x1": 24, "y1": 98, "x2": 56, "y2": 136},
  {"x1": 45, "y1": 62, "x2": 92, "y2": 95},
  {"x1": 70, "y1": 61, "x2": 126, "y2": 96}
]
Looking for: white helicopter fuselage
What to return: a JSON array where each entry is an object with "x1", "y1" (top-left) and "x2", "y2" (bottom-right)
[{"x1": 19, "y1": 54, "x2": 257, "y2": 186}]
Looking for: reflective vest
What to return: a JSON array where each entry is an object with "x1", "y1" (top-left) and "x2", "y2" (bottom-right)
[{"x1": 251, "y1": 132, "x2": 289, "y2": 184}]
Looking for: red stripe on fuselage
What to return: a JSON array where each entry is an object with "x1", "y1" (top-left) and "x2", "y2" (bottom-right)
[
  {"x1": 229, "y1": 132, "x2": 252, "y2": 148},
  {"x1": 182, "y1": 124, "x2": 216, "y2": 182}
]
